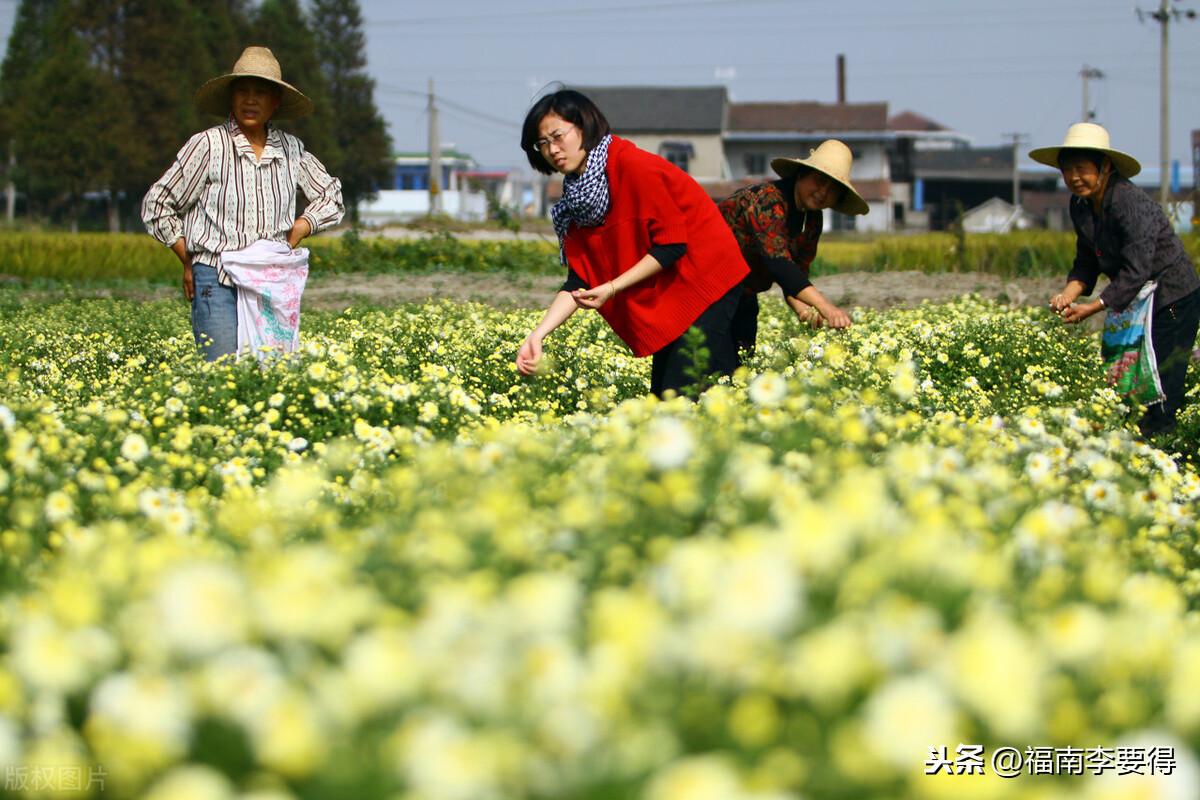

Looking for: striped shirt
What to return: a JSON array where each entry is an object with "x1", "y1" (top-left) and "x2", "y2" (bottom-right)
[{"x1": 142, "y1": 117, "x2": 344, "y2": 284}]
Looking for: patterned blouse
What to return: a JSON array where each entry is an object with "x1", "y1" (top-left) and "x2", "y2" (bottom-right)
[
  {"x1": 718, "y1": 176, "x2": 822, "y2": 297},
  {"x1": 141, "y1": 117, "x2": 344, "y2": 285},
  {"x1": 1067, "y1": 175, "x2": 1199, "y2": 312}
]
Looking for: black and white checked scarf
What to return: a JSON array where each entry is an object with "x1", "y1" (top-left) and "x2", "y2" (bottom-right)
[{"x1": 550, "y1": 134, "x2": 613, "y2": 264}]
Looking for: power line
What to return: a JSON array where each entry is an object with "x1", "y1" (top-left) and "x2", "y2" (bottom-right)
[{"x1": 370, "y1": 0, "x2": 798, "y2": 26}]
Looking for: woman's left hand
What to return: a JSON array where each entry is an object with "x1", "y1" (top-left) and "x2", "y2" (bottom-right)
[
  {"x1": 287, "y1": 218, "x2": 312, "y2": 249},
  {"x1": 1061, "y1": 300, "x2": 1104, "y2": 324},
  {"x1": 572, "y1": 281, "x2": 617, "y2": 310}
]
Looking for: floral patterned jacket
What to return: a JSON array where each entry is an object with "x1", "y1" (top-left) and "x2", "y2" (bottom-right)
[{"x1": 718, "y1": 176, "x2": 822, "y2": 297}]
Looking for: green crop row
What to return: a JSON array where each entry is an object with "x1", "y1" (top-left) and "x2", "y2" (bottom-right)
[{"x1": 0, "y1": 229, "x2": 1196, "y2": 283}]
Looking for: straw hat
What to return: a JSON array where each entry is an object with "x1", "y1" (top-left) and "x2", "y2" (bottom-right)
[
  {"x1": 771, "y1": 140, "x2": 869, "y2": 216},
  {"x1": 194, "y1": 46, "x2": 313, "y2": 120},
  {"x1": 1028, "y1": 122, "x2": 1140, "y2": 178}
]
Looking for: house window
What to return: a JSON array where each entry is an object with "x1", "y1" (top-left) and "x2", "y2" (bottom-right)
[
  {"x1": 832, "y1": 210, "x2": 857, "y2": 232},
  {"x1": 660, "y1": 141, "x2": 694, "y2": 173},
  {"x1": 744, "y1": 153, "x2": 766, "y2": 175}
]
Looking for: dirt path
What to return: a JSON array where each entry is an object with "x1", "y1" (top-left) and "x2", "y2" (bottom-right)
[
  {"x1": 17, "y1": 270, "x2": 1069, "y2": 312},
  {"x1": 280, "y1": 270, "x2": 1070, "y2": 313}
]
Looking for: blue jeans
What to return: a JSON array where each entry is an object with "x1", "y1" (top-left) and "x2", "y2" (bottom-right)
[{"x1": 191, "y1": 264, "x2": 238, "y2": 361}]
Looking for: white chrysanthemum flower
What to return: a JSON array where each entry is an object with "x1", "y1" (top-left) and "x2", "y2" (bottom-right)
[
  {"x1": 711, "y1": 547, "x2": 802, "y2": 635},
  {"x1": 643, "y1": 417, "x2": 695, "y2": 471},
  {"x1": 889, "y1": 360, "x2": 917, "y2": 400},
  {"x1": 505, "y1": 572, "x2": 580, "y2": 636},
  {"x1": 395, "y1": 713, "x2": 502, "y2": 800},
  {"x1": 344, "y1": 628, "x2": 419, "y2": 711},
  {"x1": 0, "y1": 404, "x2": 15, "y2": 431},
  {"x1": 287, "y1": 437, "x2": 309, "y2": 452},
  {"x1": 160, "y1": 505, "x2": 193, "y2": 536},
  {"x1": 198, "y1": 647, "x2": 286, "y2": 727},
  {"x1": 142, "y1": 765, "x2": 234, "y2": 800},
  {"x1": 90, "y1": 672, "x2": 192, "y2": 753},
  {"x1": 748, "y1": 372, "x2": 786, "y2": 407},
  {"x1": 155, "y1": 563, "x2": 249, "y2": 656},
  {"x1": 644, "y1": 754, "x2": 742, "y2": 800},
  {"x1": 43, "y1": 491, "x2": 74, "y2": 524},
  {"x1": 1025, "y1": 452, "x2": 1053, "y2": 483},
  {"x1": 120, "y1": 433, "x2": 149, "y2": 462},
  {"x1": 138, "y1": 488, "x2": 168, "y2": 518},
  {"x1": 1084, "y1": 480, "x2": 1120, "y2": 511},
  {"x1": 863, "y1": 673, "x2": 959, "y2": 770},
  {"x1": 11, "y1": 617, "x2": 90, "y2": 693}
]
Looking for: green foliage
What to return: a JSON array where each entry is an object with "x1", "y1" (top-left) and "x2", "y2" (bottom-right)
[
  {"x1": 0, "y1": 0, "x2": 250, "y2": 226},
  {"x1": 0, "y1": 229, "x2": 1196, "y2": 285},
  {"x1": 309, "y1": 229, "x2": 562, "y2": 276},
  {"x1": 253, "y1": 0, "x2": 342, "y2": 195},
  {"x1": 310, "y1": 0, "x2": 393, "y2": 219}
]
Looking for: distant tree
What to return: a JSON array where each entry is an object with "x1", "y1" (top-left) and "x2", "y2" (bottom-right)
[
  {"x1": 0, "y1": 0, "x2": 58, "y2": 211},
  {"x1": 13, "y1": 10, "x2": 133, "y2": 229},
  {"x1": 252, "y1": 0, "x2": 341, "y2": 198},
  {"x1": 0, "y1": 0, "x2": 255, "y2": 228},
  {"x1": 310, "y1": 0, "x2": 393, "y2": 221}
]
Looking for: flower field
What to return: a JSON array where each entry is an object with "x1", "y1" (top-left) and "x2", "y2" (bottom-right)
[{"x1": 0, "y1": 291, "x2": 1198, "y2": 800}]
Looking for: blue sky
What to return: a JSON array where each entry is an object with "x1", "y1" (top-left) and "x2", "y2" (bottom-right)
[{"x1": 2, "y1": 0, "x2": 1198, "y2": 175}]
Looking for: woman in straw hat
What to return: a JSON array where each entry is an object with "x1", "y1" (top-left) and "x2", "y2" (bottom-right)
[
  {"x1": 142, "y1": 46, "x2": 344, "y2": 361},
  {"x1": 516, "y1": 89, "x2": 748, "y2": 398},
  {"x1": 718, "y1": 139, "x2": 867, "y2": 357},
  {"x1": 1030, "y1": 122, "x2": 1199, "y2": 436}
]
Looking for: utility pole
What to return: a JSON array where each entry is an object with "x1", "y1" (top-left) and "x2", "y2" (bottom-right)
[
  {"x1": 427, "y1": 78, "x2": 441, "y2": 216},
  {"x1": 1080, "y1": 64, "x2": 1104, "y2": 121},
  {"x1": 1002, "y1": 132, "x2": 1027, "y2": 208},
  {"x1": 1139, "y1": 0, "x2": 1197, "y2": 205}
]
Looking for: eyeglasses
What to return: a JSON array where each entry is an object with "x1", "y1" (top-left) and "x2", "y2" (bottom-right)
[{"x1": 531, "y1": 127, "x2": 574, "y2": 155}]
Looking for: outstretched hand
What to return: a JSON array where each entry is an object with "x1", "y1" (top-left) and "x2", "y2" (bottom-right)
[
  {"x1": 572, "y1": 281, "x2": 616, "y2": 310},
  {"x1": 818, "y1": 303, "x2": 852, "y2": 329},
  {"x1": 1060, "y1": 301, "x2": 1103, "y2": 324},
  {"x1": 516, "y1": 335, "x2": 543, "y2": 375}
]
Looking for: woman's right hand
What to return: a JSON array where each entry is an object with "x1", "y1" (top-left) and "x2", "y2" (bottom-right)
[
  {"x1": 172, "y1": 238, "x2": 194, "y2": 302},
  {"x1": 818, "y1": 302, "x2": 851, "y2": 329},
  {"x1": 182, "y1": 261, "x2": 194, "y2": 302},
  {"x1": 516, "y1": 334, "x2": 543, "y2": 375},
  {"x1": 1049, "y1": 292, "x2": 1072, "y2": 313}
]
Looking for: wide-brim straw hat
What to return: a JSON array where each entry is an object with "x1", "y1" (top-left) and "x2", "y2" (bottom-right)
[
  {"x1": 194, "y1": 46, "x2": 313, "y2": 120},
  {"x1": 1028, "y1": 122, "x2": 1140, "y2": 178},
  {"x1": 771, "y1": 139, "x2": 869, "y2": 216}
]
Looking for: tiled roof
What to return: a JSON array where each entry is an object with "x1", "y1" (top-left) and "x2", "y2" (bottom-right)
[
  {"x1": 572, "y1": 86, "x2": 728, "y2": 133},
  {"x1": 728, "y1": 102, "x2": 889, "y2": 132},
  {"x1": 888, "y1": 110, "x2": 948, "y2": 131}
]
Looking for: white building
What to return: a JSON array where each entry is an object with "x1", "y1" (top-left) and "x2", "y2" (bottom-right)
[{"x1": 359, "y1": 150, "x2": 496, "y2": 225}]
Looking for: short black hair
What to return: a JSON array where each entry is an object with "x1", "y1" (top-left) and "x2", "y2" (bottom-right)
[
  {"x1": 1057, "y1": 148, "x2": 1106, "y2": 171},
  {"x1": 521, "y1": 89, "x2": 611, "y2": 175}
]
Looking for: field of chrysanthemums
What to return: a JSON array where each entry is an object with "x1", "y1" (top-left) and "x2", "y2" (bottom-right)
[{"x1": 1, "y1": 288, "x2": 1199, "y2": 800}]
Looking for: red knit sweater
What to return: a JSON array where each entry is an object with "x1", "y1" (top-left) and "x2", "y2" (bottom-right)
[{"x1": 563, "y1": 136, "x2": 749, "y2": 357}]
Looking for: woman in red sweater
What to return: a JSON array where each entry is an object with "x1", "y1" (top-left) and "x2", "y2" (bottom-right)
[{"x1": 515, "y1": 89, "x2": 749, "y2": 397}]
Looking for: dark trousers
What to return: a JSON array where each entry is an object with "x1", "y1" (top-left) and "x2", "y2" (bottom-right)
[
  {"x1": 730, "y1": 289, "x2": 760, "y2": 361},
  {"x1": 650, "y1": 284, "x2": 741, "y2": 398},
  {"x1": 1141, "y1": 288, "x2": 1200, "y2": 436}
]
